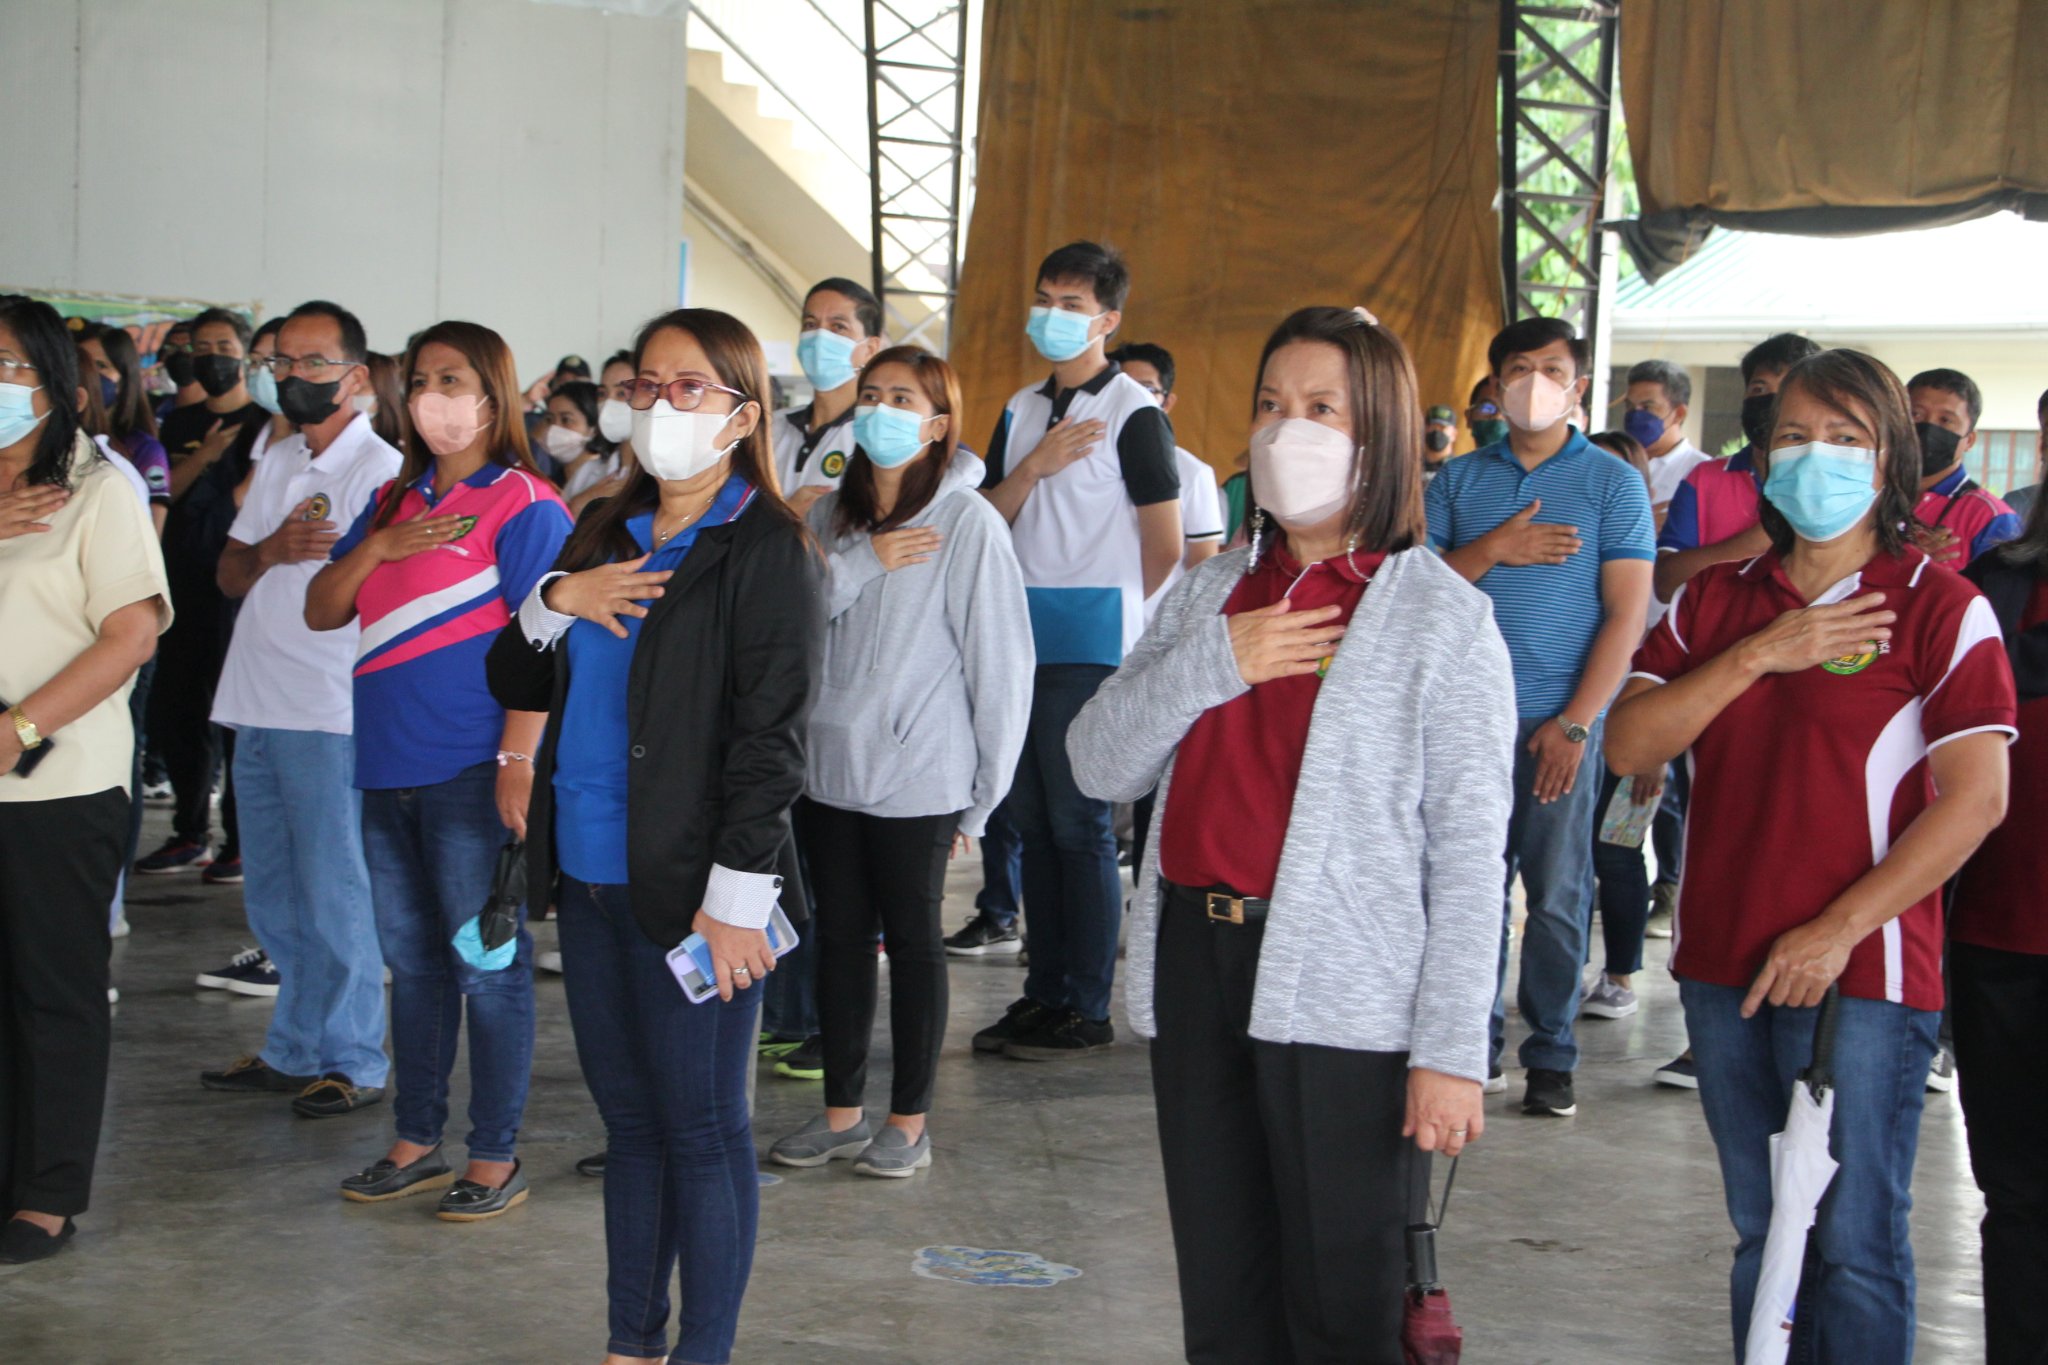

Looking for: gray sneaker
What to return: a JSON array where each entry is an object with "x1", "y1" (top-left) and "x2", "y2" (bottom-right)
[
  {"x1": 768, "y1": 1113, "x2": 872, "y2": 1168},
  {"x1": 852, "y1": 1124, "x2": 932, "y2": 1179},
  {"x1": 1645, "y1": 882, "x2": 1677, "y2": 939},
  {"x1": 1581, "y1": 976, "x2": 1639, "y2": 1019}
]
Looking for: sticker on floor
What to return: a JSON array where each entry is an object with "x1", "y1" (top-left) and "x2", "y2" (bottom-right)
[{"x1": 912, "y1": 1246, "x2": 1082, "y2": 1289}]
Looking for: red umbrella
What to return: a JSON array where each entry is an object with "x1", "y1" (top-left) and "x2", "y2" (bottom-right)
[{"x1": 1403, "y1": 1155, "x2": 1464, "y2": 1364}]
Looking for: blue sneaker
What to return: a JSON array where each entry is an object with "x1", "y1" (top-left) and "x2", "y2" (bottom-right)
[
  {"x1": 196, "y1": 947, "x2": 280, "y2": 997},
  {"x1": 137, "y1": 838, "x2": 210, "y2": 875}
]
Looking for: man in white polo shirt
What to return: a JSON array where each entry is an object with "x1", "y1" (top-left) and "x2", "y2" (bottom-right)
[
  {"x1": 773, "y1": 277, "x2": 886, "y2": 519},
  {"x1": 1112, "y1": 342, "x2": 1225, "y2": 605},
  {"x1": 973, "y1": 241, "x2": 1181, "y2": 1062},
  {"x1": 1620, "y1": 358, "x2": 1709, "y2": 529},
  {"x1": 199, "y1": 300, "x2": 400, "y2": 1119}
]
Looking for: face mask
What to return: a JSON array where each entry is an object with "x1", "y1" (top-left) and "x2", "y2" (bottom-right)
[
  {"x1": 1025, "y1": 306, "x2": 1099, "y2": 363},
  {"x1": 541, "y1": 423, "x2": 588, "y2": 460},
  {"x1": 854, "y1": 404, "x2": 934, "y2": 469},
  {"x1": 1250, "y1": 418, "x2": 1355, "y2": 531},
  {"x1": 1424, "y1": 428, "x2": 1452, "y2": 454},
  {"x1": 797, "y1": 329, "x2": 860, "y2": 393},
  {"x1": 451, "y1": 915, "x2": 517, "y2": 972},
  {"x1": 1502, "y1": 372, "x2": 1577, "y2": 432},
  {"x1": 631, "y1": 399, "x2": 748, "y2": 482},
  {"x1": 409, "y1": 392, "x2": 487, "y2": 456},
  {"x1": 137, "y1": 349, "x2": 158, "y2": 372},
  {"x1": 248, "y1": 365, "x2": 283, "y2": 415},
  {"x1": 278, "y1": 374, "x2": 345, "y2": 426},
  {"x1": 0, "y1": 382, "x2": 48, "y2": 448},
  {"x1": 1623, "y1": 407, "x2": 1666, "y2": 449},
  {"x1": 1915, "y1": 421, "x2": 1961, "y2": 477},
  {"x1": 194, "y1": 353, "x2": 242, "y2": 398},
  {"x1": 163, "y1": 349, "x2": 196, "y2": 387},
  {"x1": 1470, "y1": 417, "x2": 1510, "y2": 448},
  {"x1": 597, "y1": 397, "x2": 633, "y2": 444},
  {"x1": 98, "y1": 375, "x2": 119, "y2": 408},
  {"x1": 1763, "y1": 441, "x2": 1880, "y2": 543}
]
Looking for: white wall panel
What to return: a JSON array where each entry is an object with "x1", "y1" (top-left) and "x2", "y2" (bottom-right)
[{"x1": 3, "y1": 1, "x2": 83, "y2": 288}]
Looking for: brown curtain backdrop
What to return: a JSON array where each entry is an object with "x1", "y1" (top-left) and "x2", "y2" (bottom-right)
[
  {"x1": 950, "y1": 0, "x2": 1503, "y2": 473},
  {"x1": 1619, "y1": 0, "x2": 2048, "y2": 280}
]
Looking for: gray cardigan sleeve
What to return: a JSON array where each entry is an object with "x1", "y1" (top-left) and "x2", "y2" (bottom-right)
[
  {"x1": 808, "y1": 496, "x2": 888, "y2": 620},
  {"x1": 1068, "y1": 563, "x2": 1249, "y2": 804},
  {"x1": 945, "y1": 501, "x2": 1033, "y2": 838},
  {"x1": 1408, "y1": 615, "x2": 1519, "y2": 1082}
]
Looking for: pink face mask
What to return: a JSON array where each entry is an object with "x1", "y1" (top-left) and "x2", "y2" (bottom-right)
[
  {"x1": 409, "y1": 392, "x2": 488, "y2": 456},
  {"x1": 1501, "y1": 372, "x2": 1578, "y2": 432}
]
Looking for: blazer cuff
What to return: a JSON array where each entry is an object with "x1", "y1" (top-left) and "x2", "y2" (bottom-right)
[
  {"x1": 701, "y1": 862, "x2": 783, "y2": 930},
  {"x1": 519, "y1": 572, "x2": 577, "y2": 649}
]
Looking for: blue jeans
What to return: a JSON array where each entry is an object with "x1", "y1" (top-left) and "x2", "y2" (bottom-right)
[
  {"x1": 1682, "y1": 979, "x2": 1939, "y2": 1365},
  {"x1": 1012, "y1": 664, "x2": 1123, "y2": 1021},
  {"x1": 1491, "y1": 716, "x2": 1604, "y2": 1073},
  {"x1": 975, "y1": 799, "x2": 1023, "y2": 929},
  {"x1": 234, "y1": 727, "x2": 387, "y2": 1086},
  {"x1": 558, "y1": 878, "x2": 761, "y2": 1365},
  {"x1": 361, "y1": 762, "x2": 533, "y2": 1162},
  {"x1": 761, "y1": 803, "x2": 819, "y2": 1041},
  {"x1": 1653, "y1": 760, "x2": 1689, "y2": 886}
]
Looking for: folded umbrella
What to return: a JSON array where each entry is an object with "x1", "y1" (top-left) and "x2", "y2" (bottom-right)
[
  {"x1": 1744, "y1": 987, "x2": 1842, "y2": 1365},
  {"x1": 1402, "y1": 1152, "x2": 1464, "y2": 1364}
]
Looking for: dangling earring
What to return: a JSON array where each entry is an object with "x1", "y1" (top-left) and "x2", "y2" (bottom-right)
[
  {"x1": 1344, "y1": 529, "x2": 1362, "y2": 577},
  {"x1": 1247, "y1": 508, "x2": 1267, "y2": 573}
]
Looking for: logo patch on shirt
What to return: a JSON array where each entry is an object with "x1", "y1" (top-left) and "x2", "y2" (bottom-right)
[
  {"x1": 304, "y1": 493, "x2": 332, "y2": 521},
  {"x1": 448, "y1": 515, "x2": 479, "y2": 541},
  {"x1": 821, "y1": 451, "x2": 847, "y2": 479},
  {"x1": 1822, "y1": 640, "x2": 1889, "y2": 676}
]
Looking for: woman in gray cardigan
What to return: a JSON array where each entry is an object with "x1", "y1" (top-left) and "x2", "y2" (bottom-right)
[{"x1": 1068, "y1": 307, "x2": 1516, "y2": 1364}]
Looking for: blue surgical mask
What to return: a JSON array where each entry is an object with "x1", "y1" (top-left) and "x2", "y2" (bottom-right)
[
  {"x1": 0, "y1": 382, "x2": 48, "y2": 448},
  {"x1": 99, "y1": 375, "x2": 119, "y2": 408},
  {"x1": 248, "y1": 364, "x2": 282, "y2": 416},
  {"x1": 1623, "y1": 407, "x2": 1666, "y2": 449},
  {"x1": 1025, "y1": 306, "x2": 1099, "y2": 363},
  {"x1": 797, "y1": 328, "x2": 859, "y2": 392},
  {"x1": 854, "y1": 404, "x2": 933, "y2": 468},
  {"x1": 1763, "y1": 441, "x2": 1880, "y2": 543},
  {"x1": 452, "y1": 915, "x2": 518, "y2": 972}
]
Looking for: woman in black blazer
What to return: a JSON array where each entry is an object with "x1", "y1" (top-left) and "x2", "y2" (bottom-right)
[{"x1": 486, "y1": 308, "x2": 823, "y2": 1365}]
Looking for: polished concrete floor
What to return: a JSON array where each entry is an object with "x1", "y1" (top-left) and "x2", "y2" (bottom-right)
[{"x1": 2, "y1": 806, "x2": 1992, "y2": 1363}]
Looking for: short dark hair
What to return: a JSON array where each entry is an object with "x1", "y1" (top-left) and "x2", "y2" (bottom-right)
[
  {"x1": 1906, "y1": 367, "x2": 1983, "y2": 431},
  {"x1": 1036, "y1": 241, "x2": 1130, "y2": 313},
  {"x1": 164, "y1": 320, "x2": 192, "y2": 340},
  {"x1": 1107, "y1": 342, "x2": 1174, "y2": 394},
  {"x1": 1487, "y1": 316, "x2": 1586, "y2": 377},
  {"x1": 191, "y1": 306, "x2": 252, "y2": 351},
  {"x1": 1740, "y1": 333, "x2": 1821, "y2": 386},
  {"x1": 0, "y1": 295, "x2": 88, "y2": 489},
  {"x1": 1756, "y1": 349, "x2": 1920, "y2": 560},
  {"x1": 1468, "y1": 376, "x2": 1496, "y2": 405},
  {"x1": 554, "y1": 354, "x2": 591, "y2": 379},
  {"x1": 804, "y1": 278, "x2": 883, "y2": 340},
  {"x1": 1626, "y1": 358, "x2": 1691, "y2": 407},
  {"x1": 285, "y1": 299, "x2": 368, "y2": 363},
  {"x1": 252, "y1": 317, "x2": 285, "y2": 348}
]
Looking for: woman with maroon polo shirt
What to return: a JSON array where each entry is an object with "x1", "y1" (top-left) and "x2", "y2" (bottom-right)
[
  {"x1": 1956, "y1": 532, "x2": 2048, "y2": 1365},
  {"x1": 1608, "y1": 349, "x2": 2014, "y2": 1364},
  {"x1": 1069, "y1": 307, "x2": 1514, "y2": 1364}
]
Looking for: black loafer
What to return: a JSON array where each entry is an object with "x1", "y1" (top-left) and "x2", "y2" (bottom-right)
[
  {"x1": 200, "y1": 1054, "x2": 314, "y2": 1094},
  {"x1": 0, "y1": 1217, "x2": 76, "y2": 1265},
  {"x1": 340, "y1": 1146, "x2": 456, "y2": 1203},
  {"x1": 436, "y1": 1161, "x2": 529, "y2": 1222},
  {"x1": 574, "y1": 1152, "x2": 607, "y2": 1178},
  {"x1": 291, "y1": 1073, "x2": 384, "y2": 1119}
]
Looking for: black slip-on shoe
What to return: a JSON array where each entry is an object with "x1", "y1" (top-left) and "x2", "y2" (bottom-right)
[
  {"x1": 972, "y1": 996, "x2": 1054, "y2": 1054},
  {"x1": 340, "y1": 1146, "x2": 456, "y2": 1203},
  {"x1": 1003, "y1": 1009, "x2": 1115, "y2": 1061},
  {"x1": 1522, "y1": 1067, "x2": 1578, "y2": 1117},
  {"x1": 201, "y1": 1054, "x2": 313, "y2": 1094},
  {"x1": 292, "y1": 1073, "x2": 385, "y2": 1119},
  {"x1": 574, "y1": 1152, "x2": 607, "y2": 1178},
  {"x1": 436, "y1": 1161, "x2": 529, "y2": 1222},
  {"x1": 0, "y1": 1218, "x2": 76, "y2": 1265}
]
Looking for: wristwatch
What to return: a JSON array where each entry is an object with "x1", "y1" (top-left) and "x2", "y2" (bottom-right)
[
  {"x1": 11, "y1": 706, "x2": 42, "y2": 751},
  {"x1": 1555, "y1": 716, "x2": 1590, "y2": 744}
]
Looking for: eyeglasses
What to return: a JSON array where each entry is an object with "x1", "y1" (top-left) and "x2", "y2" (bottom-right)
[
  {"x1": 1466, "y1": 402, "x2": 1500, "y2": 418},
  {"x1": 244, "y1": 356, "x2": 272, "y2": 375},
  {"x1": 161, "y1": 340, "x2": 195, "y2": 356},
  {"x1": 625, "y1": 376, "x2": 751, "y2": 412},
  {"x1": 264, "y1": 353, "x2": 361, "y2": 380},
  {"x1": 0, "y1": 357, "x2": 39, "y2": 381}
]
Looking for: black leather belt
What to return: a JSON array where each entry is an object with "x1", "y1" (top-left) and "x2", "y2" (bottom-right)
[{"x1": 1166, "y1": 880, "x2": 1271, "y2": 926}]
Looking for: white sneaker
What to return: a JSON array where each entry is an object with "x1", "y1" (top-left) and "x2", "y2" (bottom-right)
[
  {"x1": 111, "y1": 915, "x2": 132, "y2": 939},
  {"x1": 1645, "y1": 883, "x2": 1677, "y2": 939},
  {"x1": 1926, "y1": 1046, "x2": 1956, "y2": 1093},
  {"x1": 1581, "y1": 976, "x2": 1639, "y2": 1019},
  {"x1": 536, "y1": 950, "x2": 564, "y2": 975},
  {"x1": 1482, "y1": 1066, "x2": 1508, "y2": 1096},
  {"x1": 108, "y1": 986, "x2": 120, "y2": 1004}
]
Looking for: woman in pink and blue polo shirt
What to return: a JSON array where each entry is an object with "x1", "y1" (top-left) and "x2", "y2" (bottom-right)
[{"x1": 306, "y1": 321, "x2": 571, "y2": 1221}]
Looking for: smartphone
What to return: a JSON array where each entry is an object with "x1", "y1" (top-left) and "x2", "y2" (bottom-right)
[{"x1": 665, "y1": 902, "x2": 800, "y2": 1004}]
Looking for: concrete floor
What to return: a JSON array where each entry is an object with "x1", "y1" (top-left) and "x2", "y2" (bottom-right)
[{"x1": 1, "y1": 805, "x2": 1992, "y2": 1363}]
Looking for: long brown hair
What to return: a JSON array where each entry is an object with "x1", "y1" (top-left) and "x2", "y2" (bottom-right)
[
  {"x1": 82, "y1": 323, "x2": 158, "y2": 442},
  {"x1": 557, "y1": 308, "x2": 794, "y2": 571},
  {"x1": 1755, "y1": 349, "x2": 1919, "y2": 560},
  {"x1": 371, "y1": 321, "x2": 539, "y2": 530},
  {"x1": 833, "y1": 345, "x2": 961, "y2": 537},
  {"x1": 1247, "y1": 306, "x2": 1426, "y2": 555}
]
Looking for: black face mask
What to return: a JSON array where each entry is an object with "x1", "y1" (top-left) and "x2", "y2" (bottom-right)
[
  {"x1": 193, "y1": 354, "x2": 242, "y2": 399},
  {"x1": 278, "y1": 375, "x2": 344, "y2": 426},
  {"x1": 1915, "y1": 421, "x2": 1962, "y2": 476},
  {"x1": 1740, "y1": 392, "x2": 1774, "y2": 449},
  {"x1": 163, "y1": 349, "x2": 196, "y2": 387},
  {"x1": 1424, "y1": 428, "x2": 1452, "y2": 454}
]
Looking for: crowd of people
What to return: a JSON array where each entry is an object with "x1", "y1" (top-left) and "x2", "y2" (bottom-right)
[{"x1": 0, "y1": 231, "x2": 2044, "y2": 1365}]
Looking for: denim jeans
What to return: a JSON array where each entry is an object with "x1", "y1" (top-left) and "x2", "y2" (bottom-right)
[
  {"x1": 1681, "y1": 979, "x2": 1939, "y2": 1365},
  {"x1": 761, "y1": 802, "x2": 819, "y2": 1041},
  {"x1": 361, "y1": 761, "x2": 533, "y2": 1162},
  {"x1": 558, "y1": 878, "x2": 761, "y2": 1365},
  {"x1": 975, "y1": 799, "x2": 1024, "y2": 930},
  {"x1": 234, "y1": 727, "x2": 387, "y2": 1086},
  {"x1": 1012, "y1": 664, "x2": 1123, "y2": 1021},
  {"x1": 1589, "y1": 765, "x2": 1650, "y2": 977},
  {"x1": 1652, "y1": 760, "x2": 1689, "y2": 887},
  {"x1": 1491, "y1": 716, "x2": 1604, "y2": 1073}
]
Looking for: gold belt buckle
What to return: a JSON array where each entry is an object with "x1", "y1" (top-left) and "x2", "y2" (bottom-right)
[{"x1": 1204, "y1": 892, "x2": 1245, "y2": 925}]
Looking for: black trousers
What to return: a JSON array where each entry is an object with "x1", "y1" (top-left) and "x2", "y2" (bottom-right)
[
  {"x1": 1151, "y1": 885, "x2": 1418, "y2": 1365},
  {"x1": 801, "y1": 799, "x2": 957, "y2": 1116},
  {"x1": 1950, "y1": 941, "x2": 2048, "y2": 1365},
  {"x1": 146, "y1": 611, "x2": 237, "y2": 854},
  {"x1": 0, "y1": 787, "x2": 126, "y2": 1216}
]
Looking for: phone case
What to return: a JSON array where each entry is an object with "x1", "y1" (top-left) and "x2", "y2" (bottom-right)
[{"x1": 664, "y1": 904, "x2": 802, "y2": 1004}]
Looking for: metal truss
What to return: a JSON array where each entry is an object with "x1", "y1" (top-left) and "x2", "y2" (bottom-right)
[{"x1": 865, "y1": 1, "x2": 970, "y2": 353}]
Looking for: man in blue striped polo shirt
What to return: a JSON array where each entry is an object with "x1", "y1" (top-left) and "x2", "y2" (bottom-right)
[{"x1": 1424, "y1": 316, "x2": 1655, "y2": 1120}]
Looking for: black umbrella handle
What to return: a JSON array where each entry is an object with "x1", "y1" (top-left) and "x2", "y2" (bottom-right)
[{"x1": 1802, "y1": 985, "x2": 1842, "y2": 1098}]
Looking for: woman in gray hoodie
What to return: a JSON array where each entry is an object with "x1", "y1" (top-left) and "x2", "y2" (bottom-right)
[
  {"x1": 768, "y1": 346, "x2": 1031, "y2": 1178},
  {"x1": 1068, "y1": 307, "x2": 1515, "y2": 1362}
]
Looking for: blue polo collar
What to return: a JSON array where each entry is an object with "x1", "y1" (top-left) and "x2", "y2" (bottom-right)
[
  {"x1": 409, "y1": 461, "x2": 508, "y2": 505},
  {"x1": 1482, "y1": 424, "x2": 1591, "y2": 469},
  {"x1": 1931, "y1": 463, "x2": 1973, "y2": 498}
]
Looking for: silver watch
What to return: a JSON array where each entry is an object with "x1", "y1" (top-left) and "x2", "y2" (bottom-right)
[{"x1": 1556, "y1": 716, "x2": 1590, "y2": 744}]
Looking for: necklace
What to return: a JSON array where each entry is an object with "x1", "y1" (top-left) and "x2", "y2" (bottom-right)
[{"x1": 653, "y1": 490, "x2": 717, "y2": 546}]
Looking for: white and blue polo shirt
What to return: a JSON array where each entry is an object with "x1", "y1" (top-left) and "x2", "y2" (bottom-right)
[{"x1": 983, "y1": 363, "x2": 1179, "y2": 666}]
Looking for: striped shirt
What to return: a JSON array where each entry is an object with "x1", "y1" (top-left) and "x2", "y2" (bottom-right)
[{"x1": 1425, "y1": 427, "x2": 1656, "y2": 716}]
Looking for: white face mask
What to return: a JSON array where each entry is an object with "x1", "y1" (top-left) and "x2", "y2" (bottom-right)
[
  {"x1": 1501, "y1": 372, "x2": 1578, "y2": 432},
  {"x1": 540, "y1": 423, "x2": 588, "y2": 460},
  {"x1": 597, "y1": 397, "x2": 633, "y2": 444},
  {"x1": 630, "y1": 399, "x2": 748, "y2": 482},
  {"x1": 1250, "y1": 418, "x2": 1355, "y2": 530}
]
